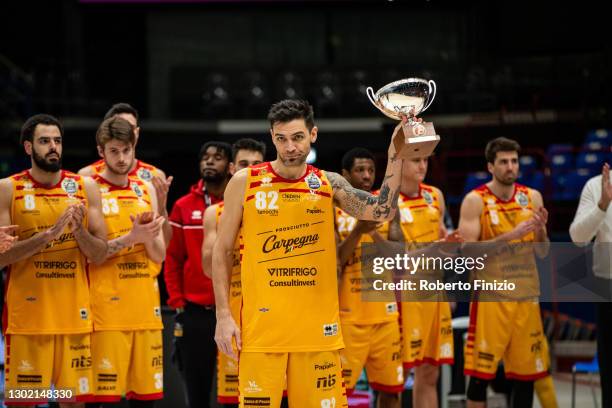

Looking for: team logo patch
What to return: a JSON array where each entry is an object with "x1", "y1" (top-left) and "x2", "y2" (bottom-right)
[
  {"x1": 191, "y1": 210, "x2": 202, "y2": 220},
  {"x1": 305, "y1": 172, "x2": 321, "y2": 190},
  {"x1": 61, "y1": 178, "x2": 78, "y2": 195},
  {"x1": 516, "y1": 191, "x2": 529, "y2": 207},
  {"x1": 260, "y1": 176, "x2": 272, "y2": 187},
  {"x1": 130, "y1": 182, "x2": 143, "y2": 198},
  {"x1": 137, "y1": 167, "x2": 153, "y2": 182},
  {"x1": 99, "y1": 186, "x2": 109, "y2": 195},
  {"x1": 423, "y1": 190, "x2": 433, "y2": 205},
  {"x1": 323, "y1": 323, "x2": 338, "y2": 337},
  {"x1": 23, "y1": 181, "x2": 34, "y2": 191}
]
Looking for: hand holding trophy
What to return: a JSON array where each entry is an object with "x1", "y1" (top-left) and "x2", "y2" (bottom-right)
[{"x1": 367, "y1": 78, "x2": 440, "y2": 159}]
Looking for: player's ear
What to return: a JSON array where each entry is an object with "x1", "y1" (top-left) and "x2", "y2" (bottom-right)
[
  {"x1": 134, "y1": 129, "x2": 140, "y2": 147},
  {"x1": 310, "y1": 126, "x2": 318, "y2": 143},
  {"x1": 229, "y1": 162, "x2": 236, "y2": 176},
  {"x1": 341, "y1": 168, "x2": 350, "y2": 179},
  {"x1": 23, "y1": 141, "x2": 32, "y2": 156},
  {"x1": 97, "y1": 145, "x2": 104, "y2": 159}
]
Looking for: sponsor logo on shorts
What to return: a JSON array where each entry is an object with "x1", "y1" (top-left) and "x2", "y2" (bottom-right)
[
  {"x1": 244, "y1": 380, "x2": 262, "y2": 393},
  {"x1": 441, "y1": 326, "x2": 453, "y2": 336},
  {"x1": 392, "y1": 351, "x2": 402, "y2": 361},
  {"x1": 316, "y1": 374, "x2": 336, "y2": 390},
  {"x1": 259, "y1": 307, "x2": 270, "y2": 312},
  {"x1": 154, "y1": 306, "x2": 161, "y2": 317},
  {"x1": 18, "y1": 360, "x2": 35, "y2": 372},
  {"x1": 530, "y1": 340, "x2": 542, "y2": 353},
  {"x1": 152, "y1": 355, "x2": 163, "y2": 367},
  {"x1": 477, "y1": 351, "x2": 494, "y2": 362},
  {"x1": 225, "y1": 374, "x2": 239, "y2": 383},
  {"x1": 244, "y1": 397, "x2": 270, "y2": 406},
  {"x1": 440, "y1": 343, "x2": 452, "y2": 358},
  {"x1": 80, "y1": 308, "x2": 89, "y2": 320},
  {"x1": 314, "y1": 361, "x2": 336, "y2": 371},
  {"x1": 386, "y1": 302, "x2": 397, "y2": 314},
  {"x1": 71, "y1": 355, "x2": 92, "y2": 369},
  {"x1": 410, "y1": 340, "x2": 422, "y2": 348},
  {"x1": 323, "y1": 323, "x2": 338, "y2": 337},
  {"x1": 98, "y1": 373, "x2": 117, "y2": 383},
  {"x1": 99, "y1": 358, "x2": 113, "y2": 370},
  {"x1": 17, "y1": 374, "x2": 42, "y2": 384},
  {"x1": 70, "y1": 344, "x2": 90, "y2": 351}
]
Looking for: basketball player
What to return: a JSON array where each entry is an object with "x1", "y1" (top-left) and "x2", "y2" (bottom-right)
[
  {"x1": 396, "y1": 154, "x2": 460, "y2": 408},
  {"x1": 213, "y1": 99, "x2": 406, "y2": 407},
  {"x1": 0, "y1": 114, "x2": 107, "y2": 406},
  {"x1": 201, "y1": 138, "x2": 266, "y2": 407},
  {"x1": 459, "y1": 137, "x2": 550, "y2": 408},
  {"x1": 87, "y1": 116, "x2": 166, "y2": 407},
  {"x1": 334, "y1": 147, "x2": 404, "y2": 408},
  {"x1": 78, "y1": 103, "x2": 172, "y2": 243}
]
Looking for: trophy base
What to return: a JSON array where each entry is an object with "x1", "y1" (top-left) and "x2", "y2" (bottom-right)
[{"x1": 393, "y1": 121, "x2": 440, "y2": 159}]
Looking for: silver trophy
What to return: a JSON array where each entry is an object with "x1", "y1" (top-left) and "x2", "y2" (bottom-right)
[{"x1": 366, "y1": 78, "x2": 440, "y2": 159}]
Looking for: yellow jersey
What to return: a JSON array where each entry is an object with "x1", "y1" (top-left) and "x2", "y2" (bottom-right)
[
  {"x1": 398, "y1": 184, "x2": 443, "y2": 244},
  {"x1": 88, "y1": 174, "x2": 163, "y2": 330},
  {"x1": 240, "y1": 162, "x2": 343, "y2": 352},
  {"x1": 5, "y1": 170, "x2": 91, "y2": 334},
  {"x1": 473, "y1": 183, "x2": 539, "y2": 298},
  {"x1": 335, "y1": 206, "x2": 398, "y2": 324}
]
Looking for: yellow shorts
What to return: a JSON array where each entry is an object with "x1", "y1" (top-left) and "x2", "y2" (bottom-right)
[
  {"x1": 339, "y1": 321, "x2": 403, "y2": 394},
  {"x1": 239, "y1": 350, "x2": 348, "y2": 408},
  {"x1": 217, "y1": 351, "x2": 240, "y2": 404},
  {"x1": 90, "y1": 330, "x2": 163, "y2": 402},
  {"x1": 464, "y1": 301, "x2": 549, "y2": 380},
  {"x1": 400, "y1": 302, "x2": 454, "y2": 368},
  {"x1": 4, "y1": 333, "x2": 93, "y2": 404}
]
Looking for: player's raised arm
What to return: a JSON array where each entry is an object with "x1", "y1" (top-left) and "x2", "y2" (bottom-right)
[{"x1": 212, "y1": 169, "x2": 246, "y2": 359}]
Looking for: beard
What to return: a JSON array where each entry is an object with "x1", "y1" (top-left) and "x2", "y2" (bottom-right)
[
  {"x1": 105, "y1": 158, "x2": 133, "y2": 176},
  {"x1": 279, "y1": 153, "x2": 307, "y2": 167},
  {"x1": 201, "y1": 166, "x2": 229, "y2": 184},
  {"x1": 32, "y1": 149, "x2": 62, "y2": 173},
  {"x1": 495, "y1": 172, "x2": 517, "y2": 186}
]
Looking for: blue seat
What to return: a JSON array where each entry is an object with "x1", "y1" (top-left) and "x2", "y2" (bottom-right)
[
  {"x1": 519, "y1": 155, "x2": 537, "y2": 174},
  {"x1": 561, "y1": 169, "x2": 594, "y2": 200},
  {"x1": 576, "y1": 151, "x2": 606, "y2": 173},
  {"x1": 571, "y1": 352, "x2": 599, "y2": 408},
  {"x1": 585, "y1": 128, "x2": 611, "y2": 144},
  {"x1": 549, "y1": 152, "x2": 574, "y2": 174},
  {"x1": 582, "y1": 140, "x2": 609, "y2": 152},
  {"x1": 463, "y1": 172, "x2": 490, "y2": 195},
  {"x1": 518, "y1": 170, "x2": 544, "y2": 191}
]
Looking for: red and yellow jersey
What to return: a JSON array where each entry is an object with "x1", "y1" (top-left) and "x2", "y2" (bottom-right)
[
  {"x1": 398, "y1": 184, "x2": 443, "y2": 244},
  {"x1": 5, "y1": 170, "x2": 91, "y2": 334},
  {"x1": 473, "y1": 183, "x2": 539, "y2": 298},
  {"x1": 240, "y1": 162, "x2": 343, "y2": 352},
  {"x1": 89, "y1": 174, "x2": 162, "y2": 330},
  {"x1": 215, "y1": 203, "x2": 242, "y2": 322},
  {"x1": 90, "y1": 159, "x2": 163, "y2": 183},
  {"x1": 335, "y1": 207, "x2": 398, "y2": 324}
]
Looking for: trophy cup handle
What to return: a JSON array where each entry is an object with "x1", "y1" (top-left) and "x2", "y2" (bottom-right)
[
  {"x1": 423, "y1": 80, "x2": 437, "y2": 112},
  {"x1": 366, "y1": 86, "x2": 378, "y2": 107}
]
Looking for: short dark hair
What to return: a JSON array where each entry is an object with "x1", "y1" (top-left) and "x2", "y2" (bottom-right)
[
  {"x1": 96, "y1": 116, "x2": 136, "y2": 148},
  {"x1": 341, "y1": 148, "x2": 375, "y2": 171},
  {"x1": 198, "y1": 141, "x2": 232, "y2": 162},
  {"x1": 20, "y1": 114, "x2": 63, "y2": 145},
  {"x1": 104, "y1": 102, "x2": 139, "y2": 123},
  {"x1": 267, "y1": 99, "x2": 315, "y2": 131},
  {"x1": 485, "y1": 137, "x2": 521, "y2": 163},
  {"x1": 232, "y1": 138, "x2": 267, "y2": 162}
]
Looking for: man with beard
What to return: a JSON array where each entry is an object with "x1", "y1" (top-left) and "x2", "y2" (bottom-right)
[
  {"x1": 78, "y1": 103, "x2": 172, "y2": 243},
  {"x1": 213, "y1": 100, "x2": 405, "y2": 407},
  {"x1": 459, "y1": 137, "x2": 552, "y2": 408},
  {"x1": 335, "y1": 148, "x2": 404, "y2": 408},
  {"x1": 0, "y1": 114, "x2": 107, "y2": 406},
  {"x1": 164, "y1": 141, "x2": 232, "y2": 408},
  {"x1": 87, "y1": 116, "x2": 166, "y2": 407}
]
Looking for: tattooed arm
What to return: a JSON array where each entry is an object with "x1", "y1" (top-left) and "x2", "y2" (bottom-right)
[{"x1": 327, "y1": 122, "x2": 406, "y2": 221}]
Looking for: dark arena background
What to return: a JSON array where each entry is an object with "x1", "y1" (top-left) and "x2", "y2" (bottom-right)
[{"x1": 1, "y1": 1, "x2": 610, "y2": 406}]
